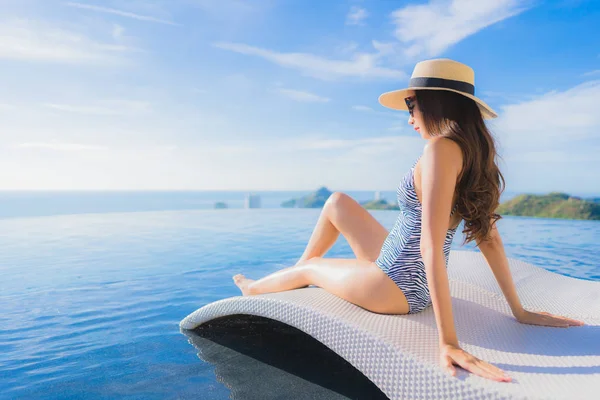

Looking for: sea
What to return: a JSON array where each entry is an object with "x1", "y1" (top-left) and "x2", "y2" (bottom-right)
[{"x1": 1, "y1": 190, "x2": 599, "y2": 399}]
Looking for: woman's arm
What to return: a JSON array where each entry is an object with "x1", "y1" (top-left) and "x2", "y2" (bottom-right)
[
  {"x1": 479, "y1": 220, "x2": 585, "y2": 328},
  {"x1": 477, "y1": 222, "x2": 524, "y2": 318},
  {"x1": 419, "y1": 138, "x2": 461, "y2": 348},
  {"x1": 420, "y1": 138, "x2": 511, "y2": 382}
]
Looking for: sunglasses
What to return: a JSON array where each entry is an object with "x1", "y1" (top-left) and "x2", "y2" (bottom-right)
[{"x1": 404, "y1": 96, "x2": 416, "y2": 117}]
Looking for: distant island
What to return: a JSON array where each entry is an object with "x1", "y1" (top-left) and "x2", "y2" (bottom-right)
[
  {"x1": 282, "y1": 187, "x2": 399, "y2": 210},
  {"x1": 280, "y1": 188, "x2": 600, "y2": 220},
  {"x1": 214, "y1": 202, "x2": 228, "y2": 209},
  {"x1": 360, "y1": 199, "x2": 399, "y2": 210},
  {"x1": 282, "y1": 187, "x2": 333, "y2": 208},
  {"x1": 497, "y1": 192, "x2": 600, "y2": 221}
]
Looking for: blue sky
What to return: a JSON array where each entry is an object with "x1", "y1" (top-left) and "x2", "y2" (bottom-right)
[{"x1": 0, "y1": 0, "x2": 599, "y2": 193}]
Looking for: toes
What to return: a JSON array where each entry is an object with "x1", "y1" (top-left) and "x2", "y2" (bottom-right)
[{"x1": 233, "y1": 274, "x2": 246, "y2": 284}]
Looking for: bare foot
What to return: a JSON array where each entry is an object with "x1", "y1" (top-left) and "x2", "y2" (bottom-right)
[{"x1": 233, "y1": 274, "x2": 255, "y2": 296}]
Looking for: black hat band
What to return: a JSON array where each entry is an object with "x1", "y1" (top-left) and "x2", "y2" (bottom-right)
[{"x1": 409, "y1": 77, "x2": 475, "y2": 96}]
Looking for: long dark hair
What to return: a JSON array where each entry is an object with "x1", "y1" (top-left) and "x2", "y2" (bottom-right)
[{"x1": 415, "y1": 89, "x2": 505, "y2": 245}]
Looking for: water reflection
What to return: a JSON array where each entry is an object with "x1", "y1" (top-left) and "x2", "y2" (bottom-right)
[{"x1": 181, "y1": 315, "x2": 389, "y2": 400}]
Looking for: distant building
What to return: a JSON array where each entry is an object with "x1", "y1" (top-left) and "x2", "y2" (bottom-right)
[
  {"x1": 374, "y1": 191, "x2": 381, "y2": 201},
  {"x1": 245, "y1": 194, "x2": 261, "y2": 209}
]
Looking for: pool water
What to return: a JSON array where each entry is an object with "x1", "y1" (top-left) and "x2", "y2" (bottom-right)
[{"x1": 1, "y1": 209, "x2": 599, "y2": 399}]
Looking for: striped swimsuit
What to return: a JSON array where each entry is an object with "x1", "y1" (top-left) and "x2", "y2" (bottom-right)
[{"x1": 375, "y1": 157, "x2": 458, "y2": 314}]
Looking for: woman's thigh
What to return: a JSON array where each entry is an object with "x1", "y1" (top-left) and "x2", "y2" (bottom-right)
[
  {"x1": 305, "y1": 257, "x2": 409, "y2": 315},
  {"x1": 327, "y1": 192, "x2": 389, "y2": 262}
]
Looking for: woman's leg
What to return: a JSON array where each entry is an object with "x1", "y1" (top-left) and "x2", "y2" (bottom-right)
[
  {"x1": 233, "y1": 257, "x2": 410, "y2": 315},
  {"x1": 296, "y1": 192, "x2": 389, "y2": 265}
]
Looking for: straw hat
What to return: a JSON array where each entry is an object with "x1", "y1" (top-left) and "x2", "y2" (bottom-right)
[{"x1": 378, "y1": 58, "x2": 497, "y2": 119}]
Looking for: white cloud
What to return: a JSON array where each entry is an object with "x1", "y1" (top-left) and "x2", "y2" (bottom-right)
[
  {"x1": 112, "y1": 24, "x2": 125, "y2": 40},
  {"x1": 15, "y1": 142, "x2": 108, "y2": 151},
  {"x1": 481, "y1": 90, "x2": 535, "y2": 104},
  {"x1": 0, "y1": 19, "x2": 135, "y2": 65},
  {"x1": 346, "y1": 6, "x2": 368, "y2": 26},
  {"x1": 0, "y1": 103, "x2": 16, "y2": 111},
  {"x1": 43, "y1": 100, "x2": 151, "y2": 116},
  {"x1": 0, "y1": 135, "x2": 426, "y2": 190},
  {"x1": 351, "y1": 105, "x2": 402, "y2": 121},
  {"x1": 185, "y1": 0, "x2": 255, "y2": 14},
  {"x1": 392, "y1": 0, "x2": 529, "y2": 58},
  {"x1": 213, "y1": 42, "x2": 405, "y2": 80},
  {"x1": 497, "y1": 80, "x2": 600, "y2": 146},
  {"x1": 371, "y1": 40, "x2": 396, "y2": 56},
  {"x1": 335, "y1": 42, "x2": 359, "y2": 55},
  {"x1": 173, "y1": 0, "x2": 273, "y2": 27},
  {"x1": 296, "y1": 136, "x2": 411, "y2": 151},
  {"x1": 212, "y1": 2, "x2": 529, "y2": 81},
  {"x1": 194, "y1": 135, "x2": 425, "y2": 190},
  {"x1": 64, "y1": 2, "x2": 180, "y2": 25},
  {"x1": 352, "y1": 105, "x2": 374, "y2": 112},
  {"x1": 582, "y1": 69, "x2": 600, "y2": 77},
  {"x1": 276, "y1": 89, "x2": 330, "y2": 103},
  {"x1": 204, "y1": 135, "x2": 423, "y2": 156},
  {"x1": 493, "y1": 80, "x2": 600, "y2": 193}
]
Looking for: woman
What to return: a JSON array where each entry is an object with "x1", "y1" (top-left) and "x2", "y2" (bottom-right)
[{"x1": 233, "y1": 59, "x2": 584, "y2": 382}]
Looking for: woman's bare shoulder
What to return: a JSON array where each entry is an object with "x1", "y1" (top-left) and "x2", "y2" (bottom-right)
[{"x1": 422, "y1": 137, "x2": 463, "y2": 170}]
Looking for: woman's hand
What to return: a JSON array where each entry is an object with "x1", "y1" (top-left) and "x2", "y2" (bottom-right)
[
  {"x1": 440, "y1": 344, "x2": 511, "y2": 382},
  {"x1": 515, "y1": 309, "x2": 585, "y2": 327}
]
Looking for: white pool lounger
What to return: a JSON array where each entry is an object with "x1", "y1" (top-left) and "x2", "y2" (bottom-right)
[{"x1": 181, "y1": 250, "x2": 600, "y2": 400}]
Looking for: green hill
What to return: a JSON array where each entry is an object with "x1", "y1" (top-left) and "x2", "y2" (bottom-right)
[
  {"x1": 497, "y1": 192, "x2": 600, "y2": 220},
  {"x1": 361, "y1": 199, "x2": 399, "y2": 210},
  {"x1": 282, "y1": 189, "x2": 400, "y2": 210},
  {"x1": 281, "y1": 187, "x2": 333, "y2": 208}
]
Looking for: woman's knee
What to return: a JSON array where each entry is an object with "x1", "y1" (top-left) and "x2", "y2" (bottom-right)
[
  {"x1": 325, "y1": 192, "x2": 354, "y2": 216},
  {"x1": 326, "y1": 191, "x2": 347, "y2": 207}
]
